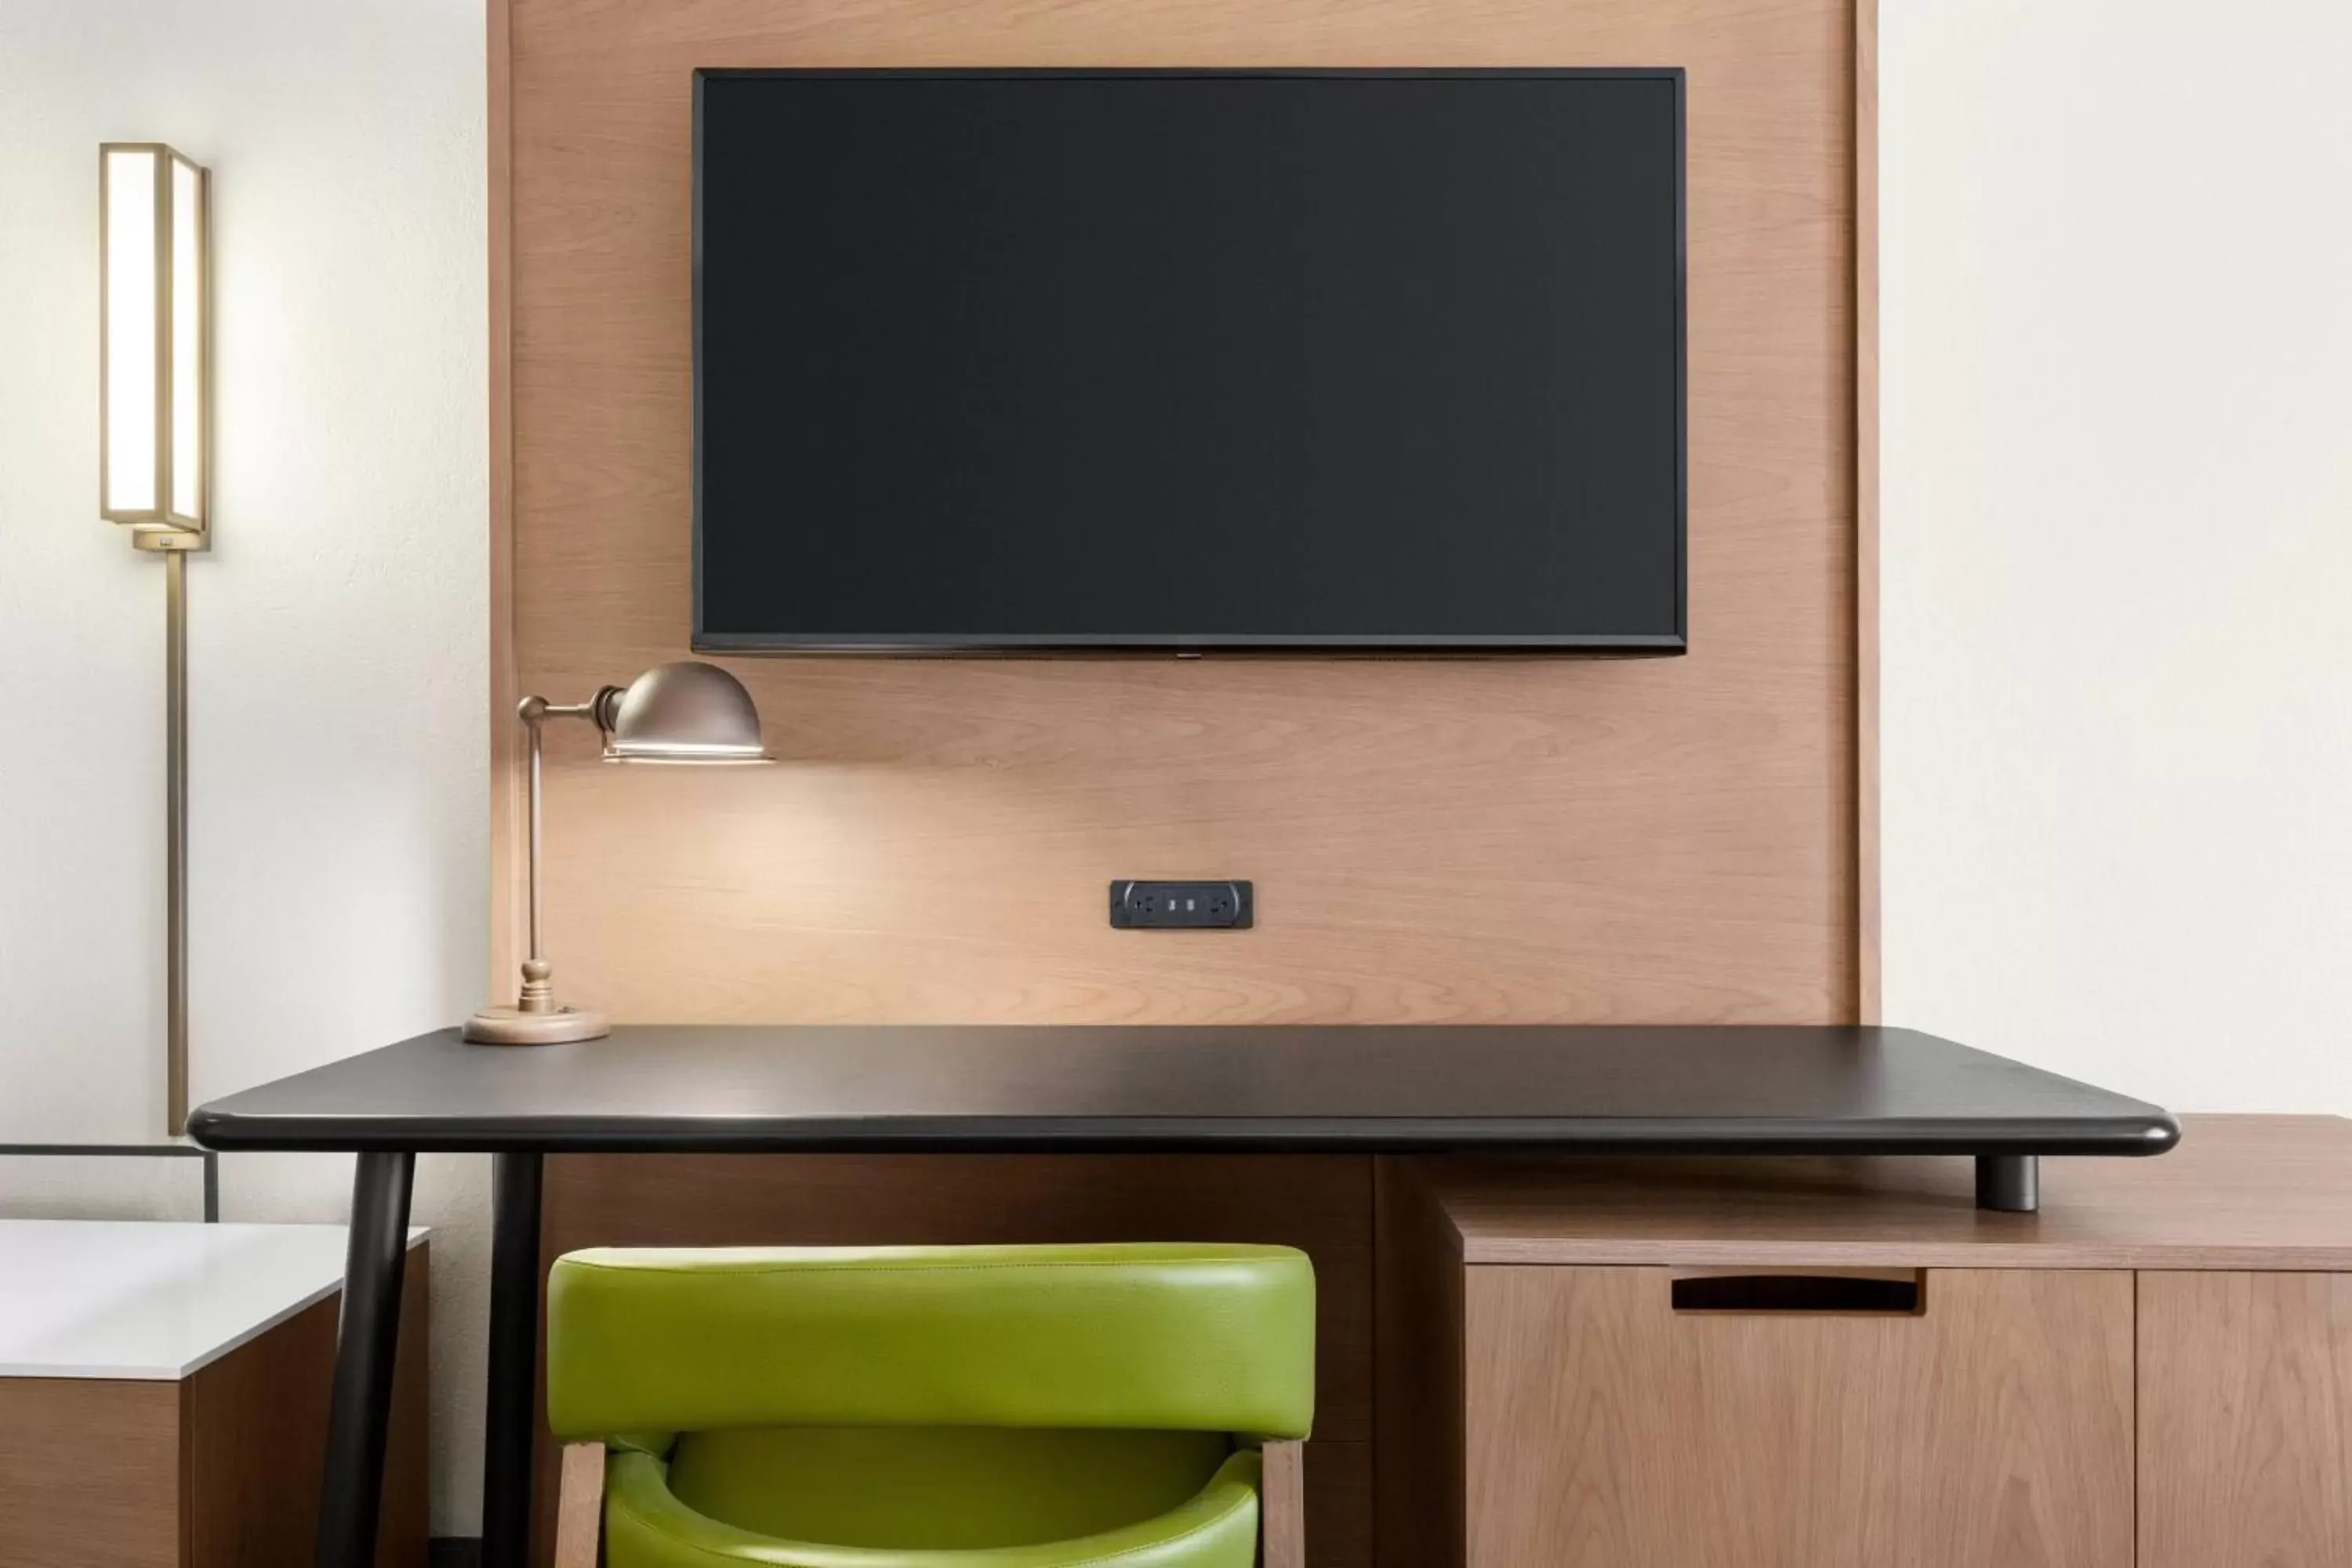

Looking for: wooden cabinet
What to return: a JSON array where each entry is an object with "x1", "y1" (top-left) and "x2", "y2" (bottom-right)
[
  {"x1": 1376, "y1": 1117, "x2": 2352, "y2": 1568},
  {"x1": 0, "y1": 1225, "x2": 429, "y2": 1568},
  {"x1": 2140, "y1": 1272, "x2": 2352, "y2": 1567}
]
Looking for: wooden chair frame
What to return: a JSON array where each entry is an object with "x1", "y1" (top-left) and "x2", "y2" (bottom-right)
[{"x1": 554, "y1": 1437, "x2": 1307, "y2": 1568}]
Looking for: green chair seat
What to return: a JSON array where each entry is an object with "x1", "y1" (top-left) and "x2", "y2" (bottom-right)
[
  {"x1": 603, "y1": 1445, "x2": 1264, "y2": 1568},
  {"x1": 546, "y1": 1242, "x2": 1316, "y2": 1568}
]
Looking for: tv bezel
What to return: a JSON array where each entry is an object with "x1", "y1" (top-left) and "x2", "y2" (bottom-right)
[{"x1": 690, "y1": 67, "x2": 1688, "y2": 655}]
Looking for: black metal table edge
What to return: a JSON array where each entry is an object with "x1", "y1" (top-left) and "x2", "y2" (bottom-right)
[{"x1": 183, "y1": 1110, "x2": 2182, "y2": 1157}]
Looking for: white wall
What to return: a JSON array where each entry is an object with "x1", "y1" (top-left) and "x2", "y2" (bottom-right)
[
  {"x1": 0, "y1": 0, "x2": 491, "y2": 1535},
  {"x1": 3, "y1": 0, "x2": 2346, "y2": 1539},
  {"x1": 1881, "y1": 1, "x2": 2352, "y2": 1110}
]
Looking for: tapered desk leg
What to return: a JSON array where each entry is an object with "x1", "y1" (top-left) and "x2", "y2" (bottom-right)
[
  {"x1": 318, "y1": 1150, "x2": 415, "y2": 1568},
  {"x1": 483, "y1": 1151, "x2": 545, "y2": 1568},
  {"x1": 1976, "y1": 1154, "x2": 2038, "y2": 1212}
]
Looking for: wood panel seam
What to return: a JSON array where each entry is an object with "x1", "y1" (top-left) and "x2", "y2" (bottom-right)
[
  {"x1": 487, "y1": 0, "x2": 523, "y2": 989},
  {"x1": 1854, "y1": 0, "x2": 1880, "y2": 1025},
  {"x1": 2131, "y1": 1269, "x2": 2140, "y2": 1568}
]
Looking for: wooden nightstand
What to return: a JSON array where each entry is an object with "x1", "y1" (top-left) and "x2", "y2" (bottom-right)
[{"x1": 0, "y1": 1221, "x2": 428, "y2": 1568}]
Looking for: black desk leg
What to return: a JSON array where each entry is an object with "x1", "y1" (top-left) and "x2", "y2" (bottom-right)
[
  {"x1": 1976, "y1": 1154, "x2": 2038, "y2": 1212},
  {"x1": 482, "y1": 1151, "x2": 545, "y2": 1568},
  {"x1": 318, "y1": 1149, "x2": 415, "y2": 1568}
]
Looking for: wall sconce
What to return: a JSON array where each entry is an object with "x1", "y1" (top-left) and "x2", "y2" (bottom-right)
[
  {"x1": 102, "y1": 143, "x2": 209, "y2": 548},
  {"x1": 100, "y1": 143, "x2": 209, "y2": 1138},
  {"x1": 465, "y1": 662, "x2": 770, "y2": 1045}
]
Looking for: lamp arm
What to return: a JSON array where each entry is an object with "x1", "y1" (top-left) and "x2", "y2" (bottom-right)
[
  {"x1": 511, "y1": 687, "x2": 629, "y2": 983},
  {"x1": 517, "y1": 695, "x2": 598, "y2": 725},
  {"x1": 520, "y1": 688, "x2": 626, "y2": 735}
]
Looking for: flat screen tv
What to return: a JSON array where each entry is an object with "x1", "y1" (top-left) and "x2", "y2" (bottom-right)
[{"x1": 693, "y1": 68, "x2": 1685, "y2": 652}]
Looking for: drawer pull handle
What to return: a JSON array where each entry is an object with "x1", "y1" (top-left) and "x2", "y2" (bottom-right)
[{"x1": 1669, "y1": 1268, "x2": 1922, "y2": 1316}]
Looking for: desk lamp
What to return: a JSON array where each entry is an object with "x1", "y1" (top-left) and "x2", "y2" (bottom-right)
[{"x1": 464, "y1": 661, "x2": 768, "y2": 1044}]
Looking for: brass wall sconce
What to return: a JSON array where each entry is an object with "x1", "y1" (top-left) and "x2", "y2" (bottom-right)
[
  {"x1": 101, "y1": 142, "x2": 209, "y2": 1135},
  {"x1": 465, "y1": 662, "x2": 769, "y2": 1045},
  {"x1": 102, "y1": 143, "x2": 209, "y2": 546}
]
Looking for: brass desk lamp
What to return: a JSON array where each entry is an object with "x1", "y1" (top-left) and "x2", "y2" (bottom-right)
[{"x1": 465, "y1": 661, "x2": 768, "y2": 1045}]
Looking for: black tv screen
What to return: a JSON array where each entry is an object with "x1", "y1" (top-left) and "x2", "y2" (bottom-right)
[{"x1": 694, "y1": 69, "x2": 1685, "y2": 651}]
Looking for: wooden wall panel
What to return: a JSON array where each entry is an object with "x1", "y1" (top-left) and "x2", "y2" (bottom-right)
[
  {"x1": 505, "y1": 0, "x2": 1860, "y2": 1029},
  {"x1": 503, "y1": 3, "x2": 1858, "y2": 1563},
  {"x1": 1853, "y1": 0, "x2": 1880, "y2": 1022}
]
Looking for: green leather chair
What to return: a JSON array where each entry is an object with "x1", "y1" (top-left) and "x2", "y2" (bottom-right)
[{"x1": 544, "y1": 1241, "x2": 1316, "y2": 1568}]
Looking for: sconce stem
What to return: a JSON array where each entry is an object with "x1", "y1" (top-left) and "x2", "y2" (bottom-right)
[{"x1": 165, "y1": 549, "x2": 188, "y2": 1137}]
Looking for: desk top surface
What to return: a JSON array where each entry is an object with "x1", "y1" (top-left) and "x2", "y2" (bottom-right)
[
  {"x1": 187, "y1": 1024, "x2": 2177, "y2": 1156},
  {"x1": 0, "y1": 1222, "x2": 427, "y2": 1380}
]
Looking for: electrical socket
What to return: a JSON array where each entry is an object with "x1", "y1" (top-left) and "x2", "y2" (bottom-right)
[{"x1": 1109, "y1": 880, "x2": 1254, "y2": 930}]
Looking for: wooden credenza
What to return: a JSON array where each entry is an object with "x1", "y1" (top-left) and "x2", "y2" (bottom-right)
[{"x1": 1375, "y1": 1116, "x2": 2352, "y2": 1568}]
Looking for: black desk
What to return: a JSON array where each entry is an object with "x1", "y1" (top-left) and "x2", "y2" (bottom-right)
[{"x1": 187, "y1": 1024, "x2": 2177, "y2": 1568}]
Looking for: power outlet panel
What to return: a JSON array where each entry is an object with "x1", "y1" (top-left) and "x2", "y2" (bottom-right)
[{"x1": 1109, "y1": 880, "x2": 1254, "y2": 930}]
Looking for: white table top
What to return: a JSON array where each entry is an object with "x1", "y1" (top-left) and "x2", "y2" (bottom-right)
[{"x1": 0, "y1": 1220, "x2": 426, "y2": 1381}]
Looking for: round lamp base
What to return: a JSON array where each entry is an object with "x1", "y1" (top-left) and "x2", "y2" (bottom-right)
[{"x1": 463, "y1": 1005, "x2": 609, "y2": 1047}]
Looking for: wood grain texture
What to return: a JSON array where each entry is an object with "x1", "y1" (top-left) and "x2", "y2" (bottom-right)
[
  {"x1": 1299, "y1": 1441, "x2": 1369, "y2": 1568},
  {"x1": 503, "y1": 0, "x2": 1861, "y2": 1030},
  {"x1": 1853, "y1": 0, "x2": 1880, "y2": 1024},
  {"x1": 184, "y1": 1298, "x2": 338, "y2": 1568},
  {"x1": 534, "y1": 1152, "x2": 1371, "y2": 1568},
  {"x1": 0, "y1": 1377, "x2": 180, "y2": 1568},
  {"x1": 2140, "y1": 1271, "x2": 2352, "y2": 1568},
  {"x1": 502, "y1": 2, "x2": 1862, "y2": 1559},
  {"x1": 182, "y1": 1254, "x2": 430, "y2": 1568},
  {"x1": 554, "y1": 1442, "x2": 605, "y2": 1568},
  {"x1": 1373, "y1": 1156, "x2": 1465, "y2": 1568},
  {"x1": 1261, "y1": 1440, "x2": 1308, "y2": 1568},
  {"x1": 1416, "y1": 1115, "x2": 2352, "y2": 1269},
  {"x1": 1463, "y1": 1265, "x2": 2133, "y2": 1568}
]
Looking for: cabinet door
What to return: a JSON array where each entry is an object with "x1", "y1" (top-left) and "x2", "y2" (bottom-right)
[
  {"x1": 1464, "y1": 1265, "x2": 2133, "y2": 1568},
  {"x1": 2140, "y1": 1272, "x2": 2352, "y2": 1568},
  {"x1": 0, "y1": 1378, "x2": 180, "y2": 1568}
]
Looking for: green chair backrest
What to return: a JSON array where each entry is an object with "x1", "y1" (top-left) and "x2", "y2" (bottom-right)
[{"x1": 546, "y1": 1241, "x2": 1317, "y2": 1445}]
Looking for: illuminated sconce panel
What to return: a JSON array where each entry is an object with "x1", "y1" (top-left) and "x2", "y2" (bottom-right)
[{"x1": 100, "y1": 143, "x2": 209, "y2": 546}]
